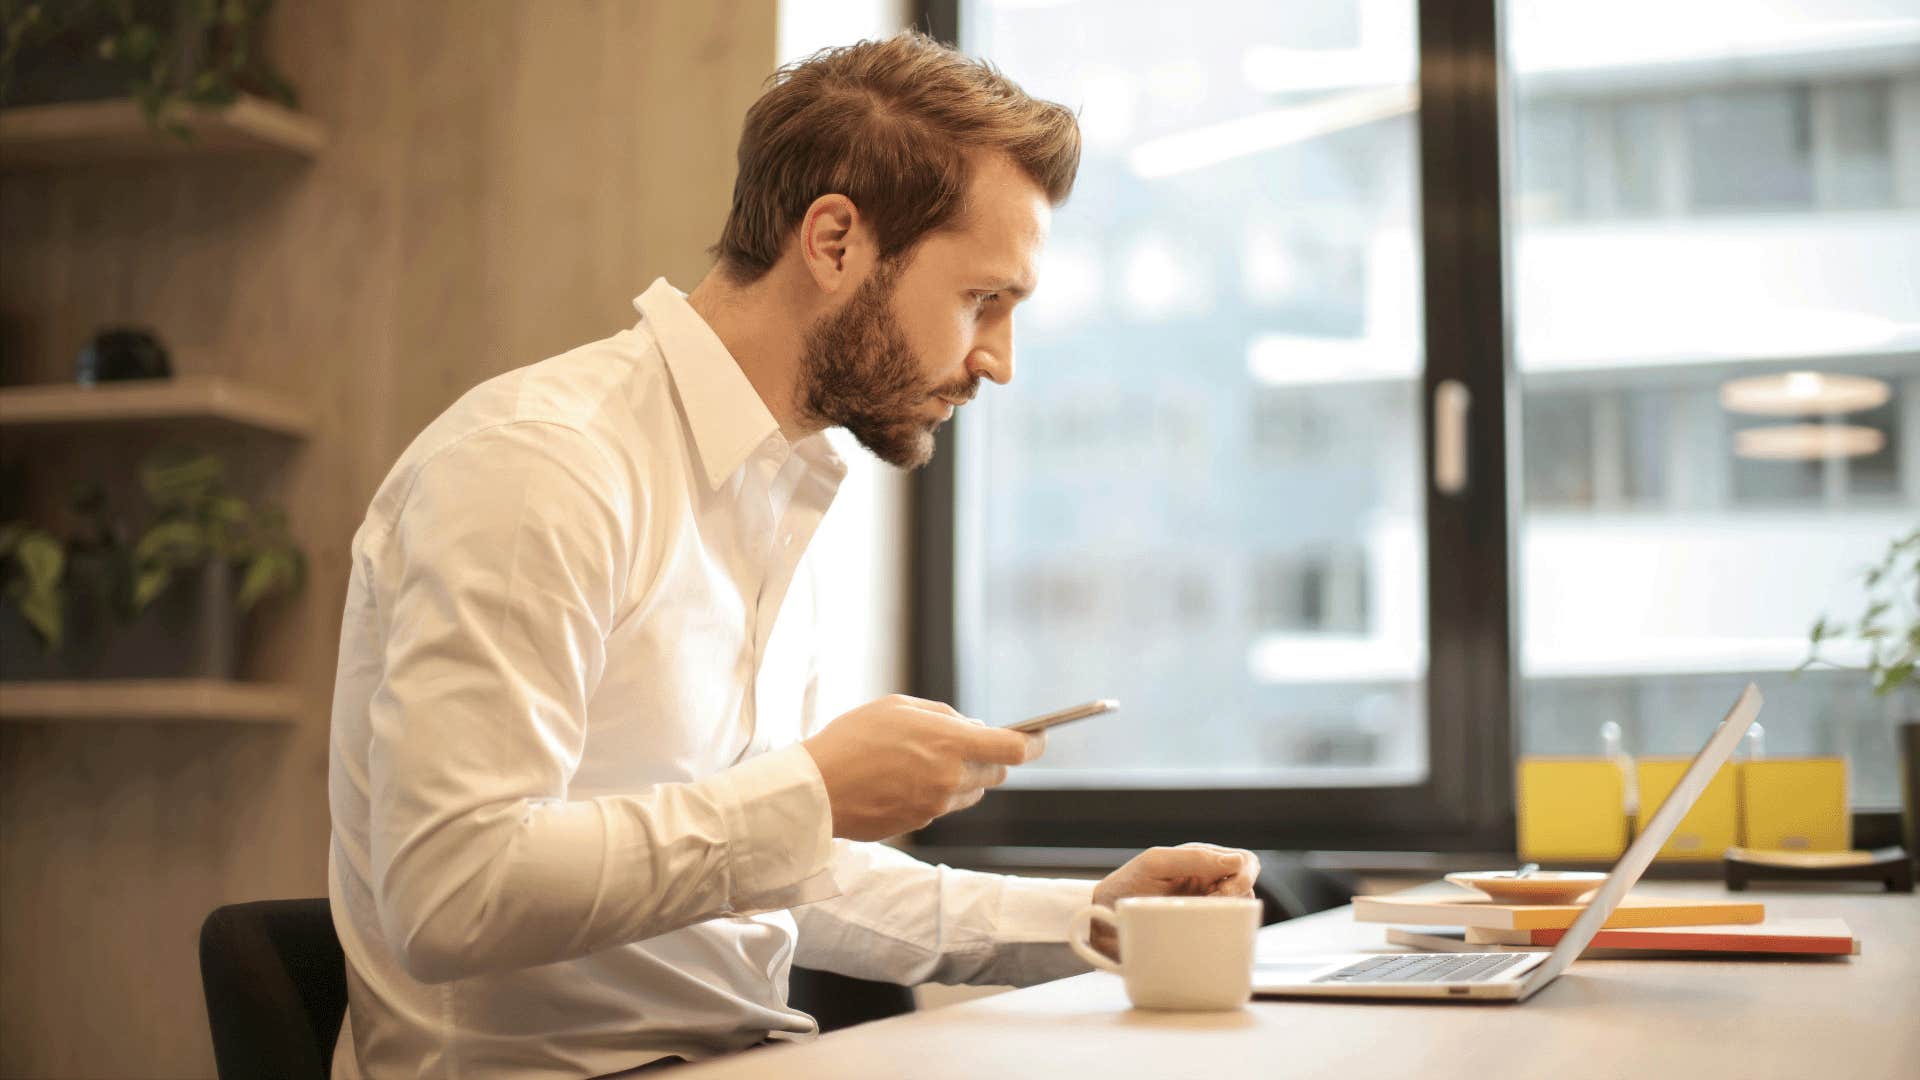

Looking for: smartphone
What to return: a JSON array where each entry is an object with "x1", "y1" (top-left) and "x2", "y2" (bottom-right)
[{"x1": 1002, "y1": 699, "x2": 1119, "y2": 734}]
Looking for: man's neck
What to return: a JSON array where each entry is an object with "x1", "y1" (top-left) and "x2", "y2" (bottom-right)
[{"x1": 685, "y1": 265, "x2": 818, "y2": 443}]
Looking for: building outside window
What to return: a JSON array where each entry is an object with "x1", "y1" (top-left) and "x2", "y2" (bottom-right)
[{"x1": 931, "y1": 0, "x2": 1920, "y2": 832}]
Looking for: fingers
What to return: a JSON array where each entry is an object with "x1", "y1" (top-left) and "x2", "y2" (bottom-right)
[
  {"x1": 962, "y1": 761, "x2": 1010, "y2": 789},
  {"x1": 891, "y1": 694, "x2": 965, "y2": 718},
  {"x1": 945, "y1": 785, "x2": 988, "y2": 814},
  {"x1": 955, "y1": 723, "x2": 1046, "y2": 765},
  {"x1": 1138, "y1": 844, "x2": 1260, "y2": 892}
]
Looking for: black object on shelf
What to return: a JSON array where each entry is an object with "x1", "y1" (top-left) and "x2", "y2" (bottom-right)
[
  {"x1": 1724, "y1": 846, "x2": 1913, "y2": 893},
  {"x1": 76, "y1": 326, "x2": 171, "y2": 385}
]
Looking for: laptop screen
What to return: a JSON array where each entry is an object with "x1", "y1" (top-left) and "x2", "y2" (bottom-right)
[{"x1": 1519, "y1": 683, "x2": 1764, "y2": 996}]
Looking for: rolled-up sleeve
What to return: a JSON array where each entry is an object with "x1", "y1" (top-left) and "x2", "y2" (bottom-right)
[
  {"x1": 365, "y1": 423, "x2": 838, "y2": 985},
  {"x1": 790, "y1": 841, "x2": 1095, "y2": 988}
]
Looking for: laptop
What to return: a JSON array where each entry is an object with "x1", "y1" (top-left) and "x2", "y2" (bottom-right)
[{"x1": 1251, "y1": 682, "x2": 1763, "y2": 1002}]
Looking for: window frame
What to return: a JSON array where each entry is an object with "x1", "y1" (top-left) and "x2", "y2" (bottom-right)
[{"x1": 907, "y1": 0, "x2": 1521, "y2": 852}]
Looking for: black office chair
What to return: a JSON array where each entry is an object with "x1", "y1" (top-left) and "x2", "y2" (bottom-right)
[
  {"x1": 199, "y1": 899, "x2": 348, "y2": 1080},
  {"x1": 198, "y1": 895, "x2": 908, "y2": 1079},
  {"x1": 1256, "y1": 853, "x2": 1359, "y2": 921},
  {"x1": 789, "y1": 966, "x2": 916, "y2": 1032}
]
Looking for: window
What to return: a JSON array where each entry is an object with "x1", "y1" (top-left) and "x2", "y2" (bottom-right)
[
  {"x1": 1509, "y1": 1, "x2": 1920, "y2": 810},
  {"x1": 915, "y1": 0, "x2": 1919, "y2": 848}
]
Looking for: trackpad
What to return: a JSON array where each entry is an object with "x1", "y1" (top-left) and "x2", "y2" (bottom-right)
[{"x1": 1253, "y1": 960, "x2": 1329, "y2": 986}]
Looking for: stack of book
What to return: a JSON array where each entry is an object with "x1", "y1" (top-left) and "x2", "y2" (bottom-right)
[{"x1": 1355, "y1": 892, "x2": 1860, "y2": 957}]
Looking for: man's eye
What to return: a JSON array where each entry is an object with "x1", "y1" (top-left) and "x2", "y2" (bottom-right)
[{"x1": 974, "y1": 292, "x2": 1001, "y2": 308}]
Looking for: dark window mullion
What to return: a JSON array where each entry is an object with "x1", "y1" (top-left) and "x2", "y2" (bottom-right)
[{"x1": 1417, "y1": 0, "x2": 1517, "y2": 838}]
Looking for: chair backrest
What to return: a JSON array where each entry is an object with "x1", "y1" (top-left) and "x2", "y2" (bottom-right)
[
  {"x1": 199, "y1": 898, "x2": 347, "y2": 1080},
  {"x1": 787, "y1": 965, "x2": 917, "y2": 1033}
]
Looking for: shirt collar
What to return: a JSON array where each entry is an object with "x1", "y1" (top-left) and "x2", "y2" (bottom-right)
[{"x1": 634, "y1": 278, "x2": 845, "y2": 491}]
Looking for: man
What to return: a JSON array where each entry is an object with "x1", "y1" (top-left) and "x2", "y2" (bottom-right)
[{"x1": 327, "y1": 32, "x2": 1258, "y2": 1079}]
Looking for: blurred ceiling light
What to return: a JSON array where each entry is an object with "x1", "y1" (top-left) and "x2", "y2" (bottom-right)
[
  {"x1": 1734, "y1": 423, "x2": 1885, "y2": 461},
  {"x1": 1703, "y1": 308, "x2": 1905, "y2": 359},
  {"x1": 1718, "y1": 371, "x2": 1891, "y2": 416},
  {"x1": 1128, "y1": 85, "x2": 1416, "y2": 179},
  {"x1": 1077, "y1": 66, "x2": 1137, "y2": 147},
  {"x1": 1241, "y1": 45, "x2": 1410, "y2": 94},
  {"x1": 1123, "y1": 237, "x2": 1204, "y2": 321}
]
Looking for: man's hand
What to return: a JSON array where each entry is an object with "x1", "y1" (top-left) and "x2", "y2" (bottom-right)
[
  {"x1": 1088, "y1": 844, "x2": 1262, "y2": 959},
  {"x1": 802, "y1": 694, "x2": 1045, "y2": 841}
]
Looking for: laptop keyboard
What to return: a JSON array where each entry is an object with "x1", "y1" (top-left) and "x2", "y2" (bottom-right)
[{"x1": 1312, "y1": 952, "x2": 1529, "y2": 984}]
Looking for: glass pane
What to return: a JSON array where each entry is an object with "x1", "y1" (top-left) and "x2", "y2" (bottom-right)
[
  {"x1": 1507, "y1": 0, "x2": 1920, "y2": 808},
  {"x1": 957, "y1": 0, "x2": 1427, "y2": 788}
]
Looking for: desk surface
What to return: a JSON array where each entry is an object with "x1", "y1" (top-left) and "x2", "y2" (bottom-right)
[{"x1": 679, "y1": 883, "x2": 1920, "y2": 1080}]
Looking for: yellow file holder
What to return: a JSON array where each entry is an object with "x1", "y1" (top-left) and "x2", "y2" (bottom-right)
[
  {"x1": 1635, "y1": 757, "x2": 1738, "y2": 860},
  {"x1": 1741, "y1": 758, "x2": 1849, "y2": 851},
  {"x1": 1517, "y1": 757, "x2": 1628, "y2": 861}
]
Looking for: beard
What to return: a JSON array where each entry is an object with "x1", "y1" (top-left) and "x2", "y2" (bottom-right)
[{"x1": 797, "y1": 261, "x2": 976, "y2": 470}]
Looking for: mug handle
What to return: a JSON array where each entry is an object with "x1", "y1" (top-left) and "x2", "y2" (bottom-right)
[{"x1": 1067, "y1": 905, "x2": 1122, "y2": 974}]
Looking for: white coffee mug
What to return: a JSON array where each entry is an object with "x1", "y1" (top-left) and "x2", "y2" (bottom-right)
[{"x1": 1067, "y1": 895, "x2": 1261, "y2": 1011}]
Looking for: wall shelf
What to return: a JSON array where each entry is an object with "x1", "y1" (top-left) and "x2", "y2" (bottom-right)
[
  {"x1": 0, "y1": 679, "x2": 300, "y2": 723},
  {"x1": 0, "y1": 375, "x2": 314, "y2": 438},
  {"x1": 0, "y1": 95, "x2": 326, "y2": 167}
]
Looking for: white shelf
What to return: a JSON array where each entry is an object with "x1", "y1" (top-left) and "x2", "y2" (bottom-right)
[
  {"x1": 0, "y1": 94, "x2": 325, "y2": 167},
  {"x1": 0, "y1": 679, "x2": 300, "y2": 723},
  {"x1": 0, "y1": 375, "x2": 313, "y2": 438}
]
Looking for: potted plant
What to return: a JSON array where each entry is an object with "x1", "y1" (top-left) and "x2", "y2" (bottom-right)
[
  {"x1": 1801, "y1": 528, "x2": 1920, "y2": 864},
  {"x1": 0, "y1": 0, "x2": 298, "y2": 138},
  {"x1": 0, "y1": 447, "x2": 304, "y2": 680}
]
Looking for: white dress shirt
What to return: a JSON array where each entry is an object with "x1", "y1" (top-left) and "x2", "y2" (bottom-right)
[{"x1": 326, "y1": 279, "x2": 1095, "y2": 1079}]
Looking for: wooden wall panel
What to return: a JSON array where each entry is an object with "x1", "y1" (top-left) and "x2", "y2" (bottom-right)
[{"x1": 0, "y1": 3, "x2": 777, "y2": 1076}]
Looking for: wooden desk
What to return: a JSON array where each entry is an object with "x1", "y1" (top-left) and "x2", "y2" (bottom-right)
[{"x1": 679, "y1": 884, "x2": 1919, "y2": 1079}]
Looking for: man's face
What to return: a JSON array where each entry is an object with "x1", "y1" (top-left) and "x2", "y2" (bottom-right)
[{"x1": 798, "y1": 153, "x2": 1051, "y2": 469}]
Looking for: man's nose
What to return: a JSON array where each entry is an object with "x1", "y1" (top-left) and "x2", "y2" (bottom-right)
[{"x1": 968, "y1": 333, "x2": 1015, "y2": 387}]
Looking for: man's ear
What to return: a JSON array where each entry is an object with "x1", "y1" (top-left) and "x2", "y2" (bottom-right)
[{"x1": 798, "y1": 193, "x2": 872, "y2": 294}]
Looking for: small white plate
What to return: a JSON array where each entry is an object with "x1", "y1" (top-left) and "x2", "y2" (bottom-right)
[{"x1": 1444, "y1": 870, "x2": 1607, "y2": 904}]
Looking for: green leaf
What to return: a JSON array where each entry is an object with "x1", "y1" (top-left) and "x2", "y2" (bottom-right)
[
  {"x1": 207, "y1": 496, "x2": 250, "y2": 529},
  {"x1": 132, "y1": 566, "x2": 171, "y2": 612},
  {"x1": 237, "y1": 552, "x2": 286, "y2": 610},
  {"x1": 1809, "y1": 616, "x2": 1828, "y2": 643},
  {"x1": 6, "y1": 529, "x2": 65, "y2": 647},
  {"x1": 17, "y1": 580, "x2": 61, "y2": 648},
  {"x1": 15, "y1": 531, "x2": 63, "y2": 589},
  {"x1": 140, "y1": 449, "x2": 223, "y2": 507},
  {"x1": 1873, "y1": 661, "x2": 1916, "y2": 696},
  {"x1": 133, "y1": 519, "x2": 206, "y2": 566}
]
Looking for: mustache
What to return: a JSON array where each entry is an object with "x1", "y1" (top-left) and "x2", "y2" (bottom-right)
[{"x1": 934, "y1": 378, "x2": 981, "y2": 405}]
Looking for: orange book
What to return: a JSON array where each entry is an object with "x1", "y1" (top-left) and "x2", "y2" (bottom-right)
[
  {"x1": 1352, "y1": 892, "x2": 1764, "y2": 931},
  {"x1": 1387, "y1": 919, "x2": 1858, "y2": 956},
  {"x1": 1464, "y1": 918, "x2": 1858, "y2": 954}
]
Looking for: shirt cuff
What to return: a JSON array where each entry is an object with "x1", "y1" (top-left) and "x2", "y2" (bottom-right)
[
  {"x1": 994, "y1": 875, "x2": 1099, "y2": 944},
  {"x1": 711, "y1": 743, "x2": 841, "y2": 914}
]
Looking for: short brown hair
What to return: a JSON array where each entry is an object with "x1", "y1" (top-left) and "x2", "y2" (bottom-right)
[{"x1": 713, "y1": 32, "x2": 1081, "y2": 282}]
